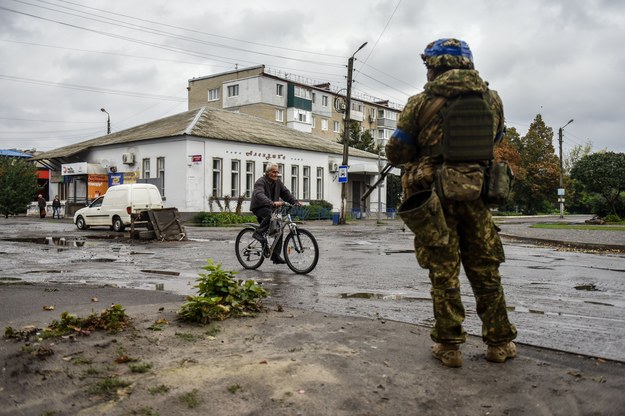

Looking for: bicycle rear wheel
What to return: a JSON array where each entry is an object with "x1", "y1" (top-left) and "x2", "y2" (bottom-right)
[
  {"x1": 283, "y1": 228, "x2": 319, "y2": 274},
  {"x1": 235, "y1": 228, "x2": 265, "y2": 269}
]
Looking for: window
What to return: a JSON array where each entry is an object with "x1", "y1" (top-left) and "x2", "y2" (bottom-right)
[
  {"x1": 227, "y1": 84, "x2": 239, "y2": 97},
  {"x1": 278, "y1": 164, "x2": 284, "y2": 181},
  {"x1": 275, "y1": 109, "x2": 284, "y2": 122},
  {"x1": 298, "y1": 110, "x2": 307, "y2": 123},
  {"x1": 208, "y1": 88, "x2": 220, "y2": 101},
  {"x1": 294, "y1": 86, "x2": 311, "y2": 100},
  {"x1": 291, "y1": 166, "x2": 299, "y2": 199},
  {"x1": 312, "y1": 92, "x2": 316, "y2": 103},
  {"x1": 322, "y1": 95, "x2": 328, "y2": 107},
  {"x1": 378, "y1": 109, "x2": 397, "y2": 120},
  {"x1": 316, "y1": 167, "x2": 324, "y2": 200},
  {"x1": 321, "y1": 119, "x2": 328, "y2": 131},
  {"x1": 142, "y1": 158, "x2": 150, "y2": 179},
  {"x1": 231, "y1": 160, "x2": 240, "y2": 197},
  {"x1": 303, "y1": 166, "x2": 310, "y2": 200},
  {"x1": 378, "y1": 129, "x2": 393, "y2": 139},
  {"x1": 212, "y1": 158, "x2": 222, "y2": 197},
  {"x1": 157, "y1": 157, "x2": 165, "y2": 197},
  {"x1": 245, "y1": 161, "x2": 255, "y2": 198},
  {"x1": 333, "y1": 121, "x2": 340, "y2": 133},
  {"x1": 312, "y1": 116, "x2": 316, "y2": 128},
  {"x1": 276, "y1": 84, "x2": 284, "y2": 96}
]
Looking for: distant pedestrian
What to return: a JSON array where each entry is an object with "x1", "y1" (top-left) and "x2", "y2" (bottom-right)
[
  {"x1": 52, "y1": 195, "x2": 62, "y2": 219},
  {"x1": 37, "y1": 194, "x2": 47, "y2": 218}
]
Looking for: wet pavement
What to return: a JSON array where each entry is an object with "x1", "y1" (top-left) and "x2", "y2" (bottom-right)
[{"x1": 1, "y1": 215, "x2": 625, "y2": 362}]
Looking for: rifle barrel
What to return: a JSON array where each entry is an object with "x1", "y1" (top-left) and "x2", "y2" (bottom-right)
[{"x1": 361, "y1": 163, "x2": 394, "y2": 202}]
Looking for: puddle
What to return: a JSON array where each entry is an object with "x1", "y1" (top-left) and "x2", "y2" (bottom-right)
[
  {"x1": 2, "y1": 236, "x2": 87, "y2": 247},
  {"x1": 340, "y1": 292, "x2": 426, "y2": 301},
  {"x1": 575, "y1": 284, "x2": 599, "y2": 291},
  {"x1": 71, "y1": 258, "x2": 117, "y2": 263},
  {"x1": 141, "y1": 269, "x2": 180, "y2": 276},
  {"x1": 384, "y1": 250, "x2": 414, "y2": 255}
]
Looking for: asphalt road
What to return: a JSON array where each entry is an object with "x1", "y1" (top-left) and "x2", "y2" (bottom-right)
[{"x1": 1, "y1": 215, "x2": 624, "y2": 362}]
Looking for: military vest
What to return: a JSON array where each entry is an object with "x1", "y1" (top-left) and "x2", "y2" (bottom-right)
[{"x1": 422, "y1": 93, "x2": 495, "y2": 162}]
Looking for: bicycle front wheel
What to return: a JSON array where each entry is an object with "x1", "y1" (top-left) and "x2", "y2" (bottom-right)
[
  {"x1": 283, "y1": 228, "x2": 319, "y2": 274},
  {"x1": 235, "y1": 228, "x2": 265, "y2": 269}
]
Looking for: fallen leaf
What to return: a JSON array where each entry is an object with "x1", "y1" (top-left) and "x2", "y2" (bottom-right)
[
  {"x1": 259, "y1": 360, "x2": 268, "y2": 364},
  {"x1": 91, "y1": 297, "x2": 98, "y2": 302},
  {"x1": 43, "y1": 305, "x2": 55, "y2": 311}
]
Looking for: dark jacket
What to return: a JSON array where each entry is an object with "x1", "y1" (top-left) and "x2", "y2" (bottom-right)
[
  {"x1": 250, "y1": 175, "x2": 297, "y2": 212},
  {"x1": 37, "y1": 197, "x2": 46, "y2": 209},
  {"x1": 52, "y1": 198, "x2": 61, "y2": 208}
]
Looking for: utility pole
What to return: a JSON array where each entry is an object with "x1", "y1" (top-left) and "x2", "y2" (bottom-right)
[
  {"x1": 558, "y1": 119, "x2": 574, "y2": 219},
  {"x1": 339, "y1": 41, "x2": 367, "y2": 225}
]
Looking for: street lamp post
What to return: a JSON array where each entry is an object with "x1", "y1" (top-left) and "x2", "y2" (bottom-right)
[
  {"x1": 339, "y1": 41, "x2": 368, "y2": 225},
  {"x1": 558, "y1": 119, "x2": 574, "y2": 219},
  {"x1": 100, "y1": 108, "x2": 111, "y2": 135}
]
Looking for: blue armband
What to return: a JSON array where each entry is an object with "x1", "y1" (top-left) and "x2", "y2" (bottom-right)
[{"x1": 390, "y1": 128, "x2": 415, "y2": 145}]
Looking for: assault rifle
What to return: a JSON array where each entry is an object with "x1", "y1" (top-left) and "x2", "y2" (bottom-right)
[{"x1": 361, "y1": 163, "x2": 394, "y2": 203}]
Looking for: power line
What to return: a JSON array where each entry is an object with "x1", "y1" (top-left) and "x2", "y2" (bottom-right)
[
  {"x1": 50, "y1": 0, "x2": 346, "y2": 59},
  {"x1": 0, "y1": 39, "x2": 228, "y2": 69},
  {"x1": 355, "y1": 0, "x2": 402, "y2": 80},
  {"x1": 8, "y1": 2, "x2": 344, "y2": 68},
  {"x1": 0, "y1": 115, "x2": 99, "y2": 124},
  {"x1": 0, "y1": 74, "x2": 187, "y2": 101}
]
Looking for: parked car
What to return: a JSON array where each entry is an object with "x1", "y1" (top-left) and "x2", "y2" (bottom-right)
[{"x1": 74, "y1": 184, "x2": 163, "y2": 231}]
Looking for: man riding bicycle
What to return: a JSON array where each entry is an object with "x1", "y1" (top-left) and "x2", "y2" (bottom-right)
[{"x1": 250, "y1": 163, "x2": 300, "y2": 264}]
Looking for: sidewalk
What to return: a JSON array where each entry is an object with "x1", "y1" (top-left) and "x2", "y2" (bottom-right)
[{"x1": 2, "y1": 283, "x2": 625, "y2": 415}]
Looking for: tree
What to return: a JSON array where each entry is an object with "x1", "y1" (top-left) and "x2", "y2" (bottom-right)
[
  {"x1": 564, "y1": 140, "x2": 594, "y2": 214},
  {"x1": 570, "y1": 152, "x2": 625, "y2": 216},
  {"x1": 493, "y1": 131, "x2": 523, "y2": 211},
  {"x1": 340, "y1": 121, "x2": 379, "y2": 154},
  {"x1": 0, "y1": 157, "x2": 40, "y2": 218},
  {"x1": 509, "y1": 115, "x2": 560, "y2": 214}
]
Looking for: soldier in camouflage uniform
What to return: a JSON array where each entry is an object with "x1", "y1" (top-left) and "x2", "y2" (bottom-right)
[{"x1": 385, "y1": 38, "x2": 517, "y2": 368}]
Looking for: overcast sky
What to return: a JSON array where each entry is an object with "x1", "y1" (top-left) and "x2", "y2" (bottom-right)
[{"x1": 1, "y1": 0, "x2": 624, "y2": 157}]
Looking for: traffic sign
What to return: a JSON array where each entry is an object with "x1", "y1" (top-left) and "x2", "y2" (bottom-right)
[{"x1": 338, "y1": 165, "x2": 348, "y2": 183}]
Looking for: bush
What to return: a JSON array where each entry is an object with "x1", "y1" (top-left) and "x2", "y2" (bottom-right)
[
  {"x1": 309, "y1": 200, "x2": 333, "y2": 210},
  {"x1": 604, "y1": 214, "x2": 622, "y2": 223},
  {"x1": 193, "y1": 212, "x2": 256, "y2": 226},
  {"x1": 306, "y1": 200, "x2": 333, "y2": 220},
  {"x1": 178, "y1": 259, "x2": 268, "y2": 324}
]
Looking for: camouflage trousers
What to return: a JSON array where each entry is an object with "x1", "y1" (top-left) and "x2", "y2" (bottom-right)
[{"x1": 414, "y1": 198, "x2": 517, "y2": 346}]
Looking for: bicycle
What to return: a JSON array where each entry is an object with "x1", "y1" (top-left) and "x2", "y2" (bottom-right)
[{"x1": 235, "y1": 203, "x2": 319, "y2": 274}]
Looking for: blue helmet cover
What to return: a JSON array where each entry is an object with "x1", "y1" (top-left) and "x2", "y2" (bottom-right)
[{"x1": 423, "y1": 38, "x2": 473, "y2": 62}]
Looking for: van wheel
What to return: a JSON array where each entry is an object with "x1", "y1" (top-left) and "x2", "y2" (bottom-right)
[
  {"x1": 112, "y1": 217, "x2": 125, "y2": 232},
  {"x1": 76, "y1": 216, "x2": 89, "y2": 230}
]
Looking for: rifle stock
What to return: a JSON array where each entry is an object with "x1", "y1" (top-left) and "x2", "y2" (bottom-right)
[{"x1": 361, "y1": 163, "x2": 394, "y2": 202}]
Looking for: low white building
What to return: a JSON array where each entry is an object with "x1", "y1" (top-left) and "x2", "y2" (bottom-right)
[{"x1": 33, "y1": 107, "x2": 388, "y2": 217}]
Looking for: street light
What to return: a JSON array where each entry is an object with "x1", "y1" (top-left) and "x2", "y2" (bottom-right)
[
  {"x1": 558, "y1": 119, "x2": 574, "y2": 219},
  {"x1": 100, "y1": 108, "x2": 111, "y2": 135},
  {"x1": 339, "y1": 41, "x2": 368, "y2": 225}
]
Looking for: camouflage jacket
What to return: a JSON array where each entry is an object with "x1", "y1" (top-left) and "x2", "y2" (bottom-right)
[{"x1": 385, "y1": 69, "x2": 504, "y2": 196}]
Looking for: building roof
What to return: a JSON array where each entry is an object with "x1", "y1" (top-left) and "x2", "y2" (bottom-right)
[
  {"x1": 0, "y1": 149, "x2": 32, "y2": 158},
  {"x1": 31, "y1": 107, "x2": 381, "y2": 162}
]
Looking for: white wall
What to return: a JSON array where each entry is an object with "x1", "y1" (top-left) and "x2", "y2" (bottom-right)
[{"x1": 82, "y1": 136, "x2": 383, "y2": 214}]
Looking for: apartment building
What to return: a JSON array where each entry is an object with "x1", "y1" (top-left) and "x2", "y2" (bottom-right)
[{"x1": 187, "y1": 65, "x2": 402, "y2": 150}]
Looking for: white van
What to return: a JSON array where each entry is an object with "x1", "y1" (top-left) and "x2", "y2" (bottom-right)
[{"x1": 74, "y1": 183, "x2": 164, "y2": 231}]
